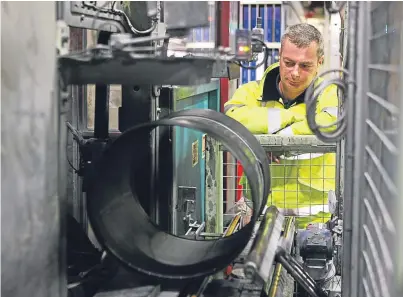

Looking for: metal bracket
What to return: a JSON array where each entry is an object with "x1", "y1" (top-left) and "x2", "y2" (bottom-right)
[
  {"x1": 185, "y1": 221, "x2": 206, "y2": 239},
  {"x1": 61, "y1": 1, "x2": 125, "y2": 32},
  {"x1": 177, "y1": 186, "x2": 199, "y2": 232},
  {"x1": 56, "y1": 20, "x2": 71, "y2": 114}
]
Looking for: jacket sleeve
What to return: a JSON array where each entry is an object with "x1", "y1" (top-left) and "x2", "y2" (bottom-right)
[
  {"x1": 278, "y1": 84, "x2": 339, "y2": 136},
  {"x1": 224, "y1": 82, "x2": 297, "y2": 135}
]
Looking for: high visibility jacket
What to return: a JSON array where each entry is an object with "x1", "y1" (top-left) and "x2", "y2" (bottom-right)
[{"x1": 224, "y1": 63, "x2": 339, "y2": 227}]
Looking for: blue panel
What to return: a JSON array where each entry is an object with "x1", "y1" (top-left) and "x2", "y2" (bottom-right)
[
  {"x1": 242, "y1": 5, "x2": 249, "y2": 84},
  {"x1": 203, "y1": 27, "x2": 209, "y2": 41},
  {"x1": 275, "y1": 5, "x2": 281, "y2": 42},
  {"x1": 195, "y1": 28, "x2": 202, "y2": 42},
  {"x1": 267, "y1": 6, "x2": 273, "y2": 42},
  {"x1": 250, "y1": 5, "x2": 257, "y2": 81}
]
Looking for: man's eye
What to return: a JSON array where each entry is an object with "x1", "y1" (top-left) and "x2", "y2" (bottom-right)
[
  {"x1": 301, "y1": 64, "x2": 312, "y2": 69},
  {"x1": 285, "y1": 62, "x2": 294, "y2": 67}
]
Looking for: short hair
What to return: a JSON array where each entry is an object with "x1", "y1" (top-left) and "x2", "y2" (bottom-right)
[{"x1": 281, "y1": 23, "x2": 324, "y2": 58}]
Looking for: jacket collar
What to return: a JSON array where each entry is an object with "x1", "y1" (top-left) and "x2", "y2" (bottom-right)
[{"x1": 258, "y1": 62, "x2": 324, "y2": 106}]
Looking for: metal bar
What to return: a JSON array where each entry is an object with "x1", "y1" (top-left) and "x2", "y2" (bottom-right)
[
  {"x1": 220, "y1": 135, "x2": 337, "y2": 152},
  {"x1": 244, "y1": 206, "x2": 284, "y2": 282},
  {"x1": 368, "y1": 64, "x2": 399, "y2": 73},
  {"x1": 362, "y1": 198, "x2": 394, "y2": 271},
  {"x1": 93, "y1": 85, "x2": 109, "y2": 139},
  {"x1": 363, "y1": 173, "x2": 395, "y2": 233},
  {"x1": 93, "y1": 32, "x2": 111, "y2": 140},
  {"x1": 366, "y1": 119, "x2": 398, "y2": 154},
  {"x1": 282, "y1": 1, "x2": 303, "y2": 24},
  {"x1": 216, "y1": 151, "x2": 224, "y2": 234},
  {"x1": 365, "y1": 146, "x2": 399, "y2": 196},
  {"x1": 361, "y1": 251, "x2": 381, "y2": 297},
  {"x1": 367, "y1": 92, "x2": 400, "y2": 116},
  {"x1": 268, "y1": 217, "x2": 295, "y2": 297},
  {"x1": 342, "y1": 2, "x2": 358, "y2": 296},
  {"x1": 362, "y1": 224, "x2": 391, "y2": 297},
  {"x1": 397, "y1": 16, "x2": 403, "y2": 297},
  {"x1": 354, "y1": 4, "x2": 371, "y2": 297},
  {"x1": 369, "y1": 24, "x2": 398, "y2": 41},
  {"x1": 150, "y1": 88, "x2": 159, "y2": 224}
]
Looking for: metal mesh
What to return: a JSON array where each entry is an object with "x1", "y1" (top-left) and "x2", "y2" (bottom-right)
[{"x1": 221, "y1": 135, "x2": 338, "y2": 231}]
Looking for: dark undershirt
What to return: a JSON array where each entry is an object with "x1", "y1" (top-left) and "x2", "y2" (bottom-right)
[{"x1": 262, "y1": 66, "x2": 306, "y2": 109}]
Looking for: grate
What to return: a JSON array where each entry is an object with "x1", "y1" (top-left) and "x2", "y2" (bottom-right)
[
  {"x1": 221, "y1": 135, "x2": 338, "y2": 231},
  {"x1": 345, "y1": 2, "x2": 402, "y2": 297}
]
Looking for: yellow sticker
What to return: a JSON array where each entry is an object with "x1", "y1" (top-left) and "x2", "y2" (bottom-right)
[{"x1": 192, "y1": 140, "x2": 199, "y2": 167}]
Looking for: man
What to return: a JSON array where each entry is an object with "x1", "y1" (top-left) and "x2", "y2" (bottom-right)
[{"x1": 224, "y1": 23, "x2": 338, "y2": 227}]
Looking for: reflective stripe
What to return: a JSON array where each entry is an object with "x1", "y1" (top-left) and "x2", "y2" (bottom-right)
[
  {"x1": 278, "y1": 126, "x2": 294, "y2": 135},
  {"x1": 280, "y1": 153, "x2": 324, "y2": 160},
  {"x1": 224, "y1": 103, "x2": 245, "y2": 113},
  {"x1": 322, "y1": 107, "x2": 338, "y2": 117},
  {"x1": 278, "y1": 205, "x2": 329, "y2": 216},
  {"x1": 267, "y1": 108, "x2": 282, "y2": 134}
]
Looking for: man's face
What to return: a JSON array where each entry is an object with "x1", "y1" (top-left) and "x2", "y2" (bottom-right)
[{"x1": 279, "y1": 37, "x2": 323, "y2": 96}]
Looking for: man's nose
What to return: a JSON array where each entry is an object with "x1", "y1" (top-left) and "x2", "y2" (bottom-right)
[{"x1": 291, "y1": 65, "x2": 300, "y2": 78}]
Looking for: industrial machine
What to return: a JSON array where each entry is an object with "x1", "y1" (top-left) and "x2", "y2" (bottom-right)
[
  {"x1": 56, "y1": 2, "x2": 345, "y2": 297},
  {"x1": 2, "y1": 2, "x2": 401, "y2": 297}
]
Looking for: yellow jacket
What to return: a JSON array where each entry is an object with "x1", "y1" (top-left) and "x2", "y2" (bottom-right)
[{"x1": 225, "y1": 62, "x2": 339, "y2": 227}]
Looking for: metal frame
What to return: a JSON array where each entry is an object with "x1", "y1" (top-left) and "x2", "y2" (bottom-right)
[
  {"x1": 342, "y1": 2, "x2": 401, "y2": 297},
  {"x1": 398, "y1": 13, "x2": 403, "y2": 297},
  {"x1": 218, "y1": 134, "x2": 338, "y2": 222}
]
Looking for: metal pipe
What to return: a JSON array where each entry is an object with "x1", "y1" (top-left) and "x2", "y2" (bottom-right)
[
  {"x1": 352, "y1": 3, "x2": 371, "y2": 297},
  {"x1": 244, "y1": 206, "x2": 284, "y2": 282},
  {"x1": 282, "y1": 1, "x2": 305, "y2": 24},
  {"x1": 393, "y1": 7, "x2": 403, "y2": 296},
  {"x1": 341, "y1": 2, "x2": 358, "y2": 297},
  {"x1": 397, "y1": 11, "x2": 403, "y2": 297}
]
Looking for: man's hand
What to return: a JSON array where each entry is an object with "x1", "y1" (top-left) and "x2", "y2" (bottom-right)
[{"x1": 268, "y1": 152, "x2": 281, "y2": 164}]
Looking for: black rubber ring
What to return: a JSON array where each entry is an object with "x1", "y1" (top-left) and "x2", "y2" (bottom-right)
[{"x1": 86, "y1": 109, "x2": 270, "y2": 280}]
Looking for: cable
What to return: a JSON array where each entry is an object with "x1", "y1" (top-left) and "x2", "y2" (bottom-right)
[
  {"x1": 112, "y1": 7, "x2": 158, "y2": 35},
  {"x1": 235, "y1": 38, "x2": 269, "y2": 70},
  {"x1": 66, "y1": 143, "x2": 79, "y2": 173},
  {"x1": 305, "y1": 68, "x2": 351, "y2": 143}
]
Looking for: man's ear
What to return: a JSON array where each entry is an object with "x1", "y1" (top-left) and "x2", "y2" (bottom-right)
[{"x1": 318, "y1": 55, "x2": 324, "y2": 65}]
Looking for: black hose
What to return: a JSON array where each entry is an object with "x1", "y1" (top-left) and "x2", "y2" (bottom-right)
[
  {"x1": 305, "y1": 68, "x2": 351, "y2": 143},
  {"x1": 275, "y1": 248, "x2": 328, "y2": 297},
  {"x1": 86, "y1": 109, "x2": 271, "y2": 279}
]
